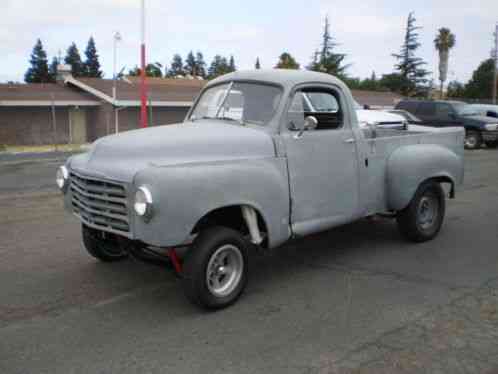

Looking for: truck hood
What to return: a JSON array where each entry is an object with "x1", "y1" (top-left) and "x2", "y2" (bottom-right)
[
  {"x1": 69, "y1": 121, "x2": 275, "y2": 182},
  {"x1": 356, "y1": 109, "x2": 404, "y2": 126}
]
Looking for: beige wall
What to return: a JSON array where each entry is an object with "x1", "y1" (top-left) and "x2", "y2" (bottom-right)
[
  {"x1": 0, "y1": 107, "x2": 70, "y2": 145},
  {"x1": 0, "y1": 105, "x2": 190, "y2": 146}
]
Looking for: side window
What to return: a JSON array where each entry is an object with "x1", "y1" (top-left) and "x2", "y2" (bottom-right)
[
  {"x1": 287, "y1": 88, "x2": 343, "y2": 131},
  {"x1": 435, "y1": 103, "x2": 453, "y2": 118},
  {"x1": 417, "y1": 102, "x2": 436, "y2": 117}
]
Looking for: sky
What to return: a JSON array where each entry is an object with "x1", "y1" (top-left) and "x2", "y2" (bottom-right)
[{"x1": 2, "y1": 0, "x2": 498, "y2": 84}]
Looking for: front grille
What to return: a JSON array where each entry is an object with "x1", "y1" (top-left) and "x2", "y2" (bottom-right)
[{"x1": 69, "y1": 171, "x2": 130, "y2": 236}]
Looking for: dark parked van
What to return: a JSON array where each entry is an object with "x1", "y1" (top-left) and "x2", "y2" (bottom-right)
[{"x1": 395, "y1": 100, "x2": 498, "y2": 149}]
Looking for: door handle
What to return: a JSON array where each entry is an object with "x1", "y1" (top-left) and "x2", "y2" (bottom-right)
[{"x1": 344, "y1": 138, "x2": 356, "y2": 144}]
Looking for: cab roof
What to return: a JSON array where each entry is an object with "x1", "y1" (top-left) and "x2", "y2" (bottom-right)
[{"x1": 207, "y1": 69, "x2": 349, "y2": 91}]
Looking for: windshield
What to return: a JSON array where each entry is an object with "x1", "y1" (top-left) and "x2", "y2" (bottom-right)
[
  {"x1": 453, "y1": 103, "x2": 480, "y2": 116},
  {"x1": 190, "y1": 82, "x2": 282, "y2": 126}
]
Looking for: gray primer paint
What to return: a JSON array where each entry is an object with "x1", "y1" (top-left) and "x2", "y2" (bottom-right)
[{"x1": 65, "y1": 69, "x2": 464, "y2": 248}]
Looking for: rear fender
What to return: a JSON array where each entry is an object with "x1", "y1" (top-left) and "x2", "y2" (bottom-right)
[{"x1": 386, "y1": 144, "x2": 463, "y2": 211}]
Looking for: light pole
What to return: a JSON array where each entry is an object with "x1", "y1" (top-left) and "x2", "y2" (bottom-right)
[
  {"x1": 113, "y1": 31, "x2": 122, "y2": 133},
  {"x1": 493, "y1": 23, "x2": 498, "y2": 104},
  {"x1": 140, "y1": 0, "x2": 148, "y2": 128}
]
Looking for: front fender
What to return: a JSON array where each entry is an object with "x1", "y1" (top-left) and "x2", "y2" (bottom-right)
[
  {"x1": 132, "y1": 157, "x2": 291, "y2": 248},
  {"x1": 386, "y1": 144, "x2": 463, "y2": 211}
]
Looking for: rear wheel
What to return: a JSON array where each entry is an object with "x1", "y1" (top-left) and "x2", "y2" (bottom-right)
[
  {"x1": 464, "y1": 131, "x2": 482, "y2": 150},
  {"x1": 82, "y1": 225, "x2": 128, "y2": 262},
  {"x1": 397, "y1": 181, "x2": 446, "y2": 242},
  {"x1": 182, "y1": 226, "x2": 249, "y2": 310},
  {"x1": 485, "y1": 140, "x2": 498, "y2": 148}
]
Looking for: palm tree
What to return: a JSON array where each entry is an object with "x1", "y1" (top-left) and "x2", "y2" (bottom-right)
[{"x1": 434, "y1": 28, "x2": 456, "y2": 98}]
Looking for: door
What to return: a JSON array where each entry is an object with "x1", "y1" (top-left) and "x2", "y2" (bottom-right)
[
  {"x1": 70, "y1": 108, "x2": 87, "y2": 144},
  {"x1": 281, "y1": 87, "x2": 360, "y2": 236},
  {"x1": 416, "y1": 102, "x2": 438, "y2": 126},
  {"x1": 434, "y1": 103, "x2": 461, "y2": 127}
]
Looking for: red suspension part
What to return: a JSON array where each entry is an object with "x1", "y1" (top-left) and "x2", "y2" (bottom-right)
[{"x1": 167, "y1": 248, "x2": 182, "y2": 274}]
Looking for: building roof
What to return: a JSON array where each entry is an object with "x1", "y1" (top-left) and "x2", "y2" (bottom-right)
[
  {"x1": 0, "y1": 83, "x2": 99, "y2": 106},
  {"x1": 66, "y1": 77, "x2": 204, "y2": 106}
]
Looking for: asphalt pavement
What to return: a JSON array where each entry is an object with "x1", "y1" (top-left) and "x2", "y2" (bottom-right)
[{"x1": 1, "y1": 150, "x2": 498, "y2": 374}]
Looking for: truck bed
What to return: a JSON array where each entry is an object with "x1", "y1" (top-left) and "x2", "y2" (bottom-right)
[{"x1": 359, "y1": 126, "x2": 465, "y2": 215}]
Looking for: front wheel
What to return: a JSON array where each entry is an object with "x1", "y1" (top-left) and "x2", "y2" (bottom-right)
[
  {"x1": 182, "y1": 227, "x2": 249, "y2": 310},
  {"x1": 485, "y1": 140, "x2": 498, "y2": 149},
  {"x1": 82, "y1": 225, "x2": 128, "y2": 262},
  {"x1": 397, "y1": 181, "x2": 446, "y2": 243},
  {"x1": 464, "y1": 131, "x2": 482, "y2": 150}
]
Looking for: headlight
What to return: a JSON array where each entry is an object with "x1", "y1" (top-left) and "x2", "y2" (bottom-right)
[
  {"x1": 56, "y1": 166, "x2": 69, "y2": 191},
  {"x1": 134, "y1": 186, "x2": 153, "y2": 220},
  {"x1": 484, "y1": 124, "x2": 498, "y2": 131}
]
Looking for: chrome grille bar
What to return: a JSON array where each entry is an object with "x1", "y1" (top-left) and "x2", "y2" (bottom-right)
[{"x1": 69, "y1": 171, "x2": 130, "y2": 236}]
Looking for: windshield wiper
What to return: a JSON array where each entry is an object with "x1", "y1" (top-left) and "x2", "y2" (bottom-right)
[{"x1": 201, "y1": 115, "x2": 246, "y2": 126}]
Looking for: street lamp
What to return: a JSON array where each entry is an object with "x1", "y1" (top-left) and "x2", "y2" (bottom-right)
[{"x1": 113, "y1": 31, "x2": 122, "y2": 133}]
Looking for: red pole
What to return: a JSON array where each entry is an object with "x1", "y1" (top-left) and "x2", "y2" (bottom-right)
[{"x1": 140, "y1": 0, "x2": 148, "y2": 128}]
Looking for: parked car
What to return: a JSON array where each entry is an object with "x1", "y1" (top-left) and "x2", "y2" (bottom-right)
[
  {"x1": 395, "y1": 100, "x2": 498, "y2": 149},
  {"x1": 469, "y1": 104, "x2": 498, "y2": 119},
  {"x1": 58, "y1": 70, "x2": 464, "y2": 309},
  {"x1": 353, "y1": 101, "x2": 408, "y2": 130}
]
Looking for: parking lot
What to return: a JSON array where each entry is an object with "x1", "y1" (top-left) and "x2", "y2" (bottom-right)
[{"x1": 1, "y1": 150, "x2": 498, "y2": 374}]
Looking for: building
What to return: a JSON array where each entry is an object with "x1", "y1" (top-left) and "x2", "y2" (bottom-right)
[
  {"x1": 0, "y1": 67, "x2": 402, "y2": 146},
  {"x1": 0, "y1": 65, "x2": 204, "y2": 146}
]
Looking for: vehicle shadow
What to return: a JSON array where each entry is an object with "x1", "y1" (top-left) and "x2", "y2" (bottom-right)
[{"x1": 100, "y1": 217, "x2": 408, "y2": 316}]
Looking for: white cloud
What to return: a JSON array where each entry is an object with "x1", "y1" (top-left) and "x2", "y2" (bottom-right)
[{"x1": 1, "y1": 0, "x2": 497, "y2": 84}]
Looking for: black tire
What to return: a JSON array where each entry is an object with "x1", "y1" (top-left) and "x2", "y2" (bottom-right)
[
  {"x1": 485, "y1": 141, "x2": 498, "y2": 149},
  {"x1": 397, "y1": 181, "x2": 446, "y2": 243},
  {"x1": 464, "y1": 131, "x2": 482, "y2": 150},
  {"x1": 182, "y1": 226, "x2": 249, "y2": 310},
  {"x1": 82, "y1": 225, "x2": 128, "y2": 262}
]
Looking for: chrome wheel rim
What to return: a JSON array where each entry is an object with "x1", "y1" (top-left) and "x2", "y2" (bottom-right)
[
  {"x1": 206, "y1": 244, "x2": 244, "y2": 297},
  {"x1": 417, "y1": 195, "x2": 438, "y2": 230},
  {"x1": 465, "y1": 135, "x2": 477, "y2": 148}
]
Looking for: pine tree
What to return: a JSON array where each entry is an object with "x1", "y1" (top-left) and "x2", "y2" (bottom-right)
[
  {"x1": 308, "y1": 16, "x2": 348, "y2": 77},
  {"x1": 24, "y1": 39, "x2": 51, "y2": 83},
  {"x1": 392, "y1": 12, "x2": 430, "y2": 96},
  {"x1": 207, "y1": 55, "x2": 231, "y2": 79},
  {"x1": 48, "y1": 56, "x2": 59, "y2": 82},
  {"x1": 167, "y1": 54, "x2": 184, "y2": 77},
  {"x1": 228, "y1": 55, "x2": 236, "y2": 72},
  {"x1": 184, "y1": 51, "x2": 197, "y2": 76},
  {"x1": 195, "y1": 52, "x2": 207, "y2": 78},
  {"x1": 83, "y1": 37, "x2": 103, "y2": 78},
  {"x1": 255, "y1": 57, "x2": 261, "y2": 69},
  {"x1": 275, "y1": 52, "x2": 300, "y2": 69},
  {"x1": 64, "y1": 42, "x2": 84, "y2": 77}
]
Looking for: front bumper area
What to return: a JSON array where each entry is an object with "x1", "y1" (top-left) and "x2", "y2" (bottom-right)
[{"x1": 482, "y1": 131, "x2": 498, "y2": 142}]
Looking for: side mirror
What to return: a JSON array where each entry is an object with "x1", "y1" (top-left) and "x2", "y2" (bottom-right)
[
  {"x1": 290, "y1": 116, "x2": 318, "y2": 139},
  {"x1": 303, "y1": 116, "x2": 318, "y2": 131},
  {"x1": 449, "y1": 112, "x2": 457, "y2": 119}
]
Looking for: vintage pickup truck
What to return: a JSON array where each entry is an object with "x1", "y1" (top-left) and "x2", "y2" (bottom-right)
[{"x1": 57, "y1": 70, "x2": 464, "y2": 309}]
